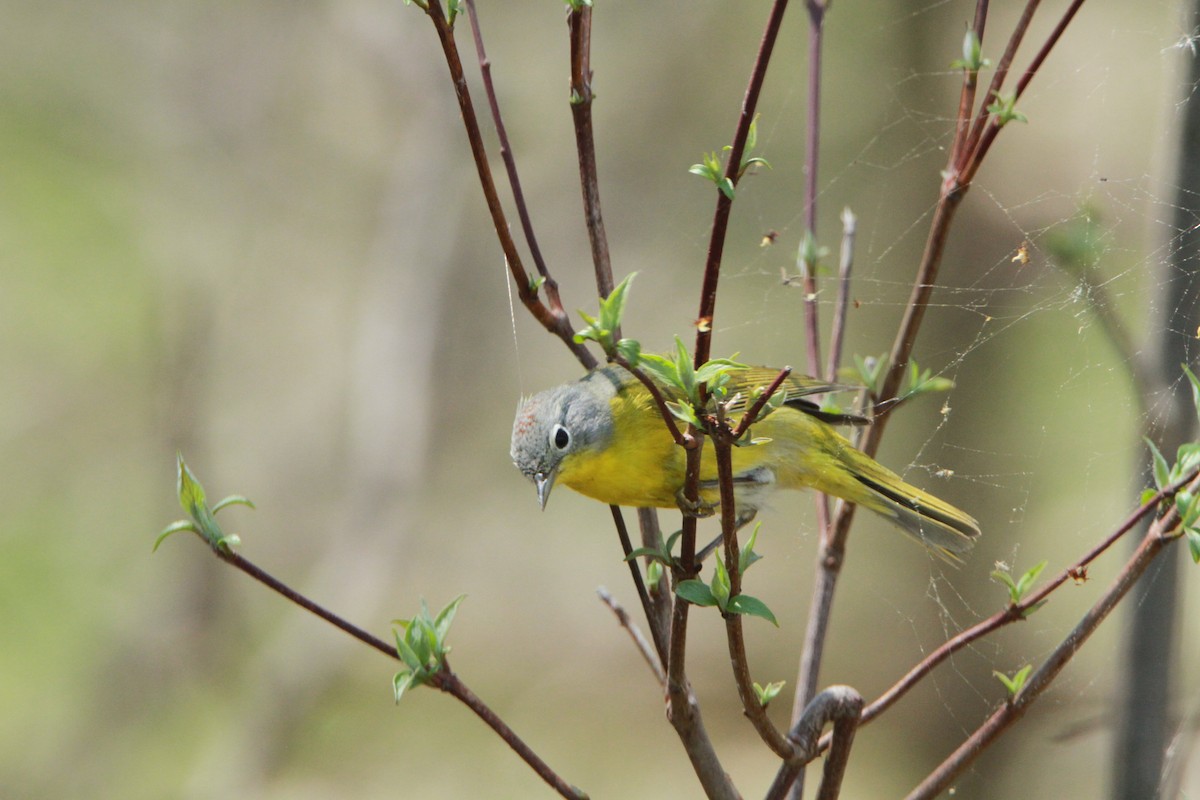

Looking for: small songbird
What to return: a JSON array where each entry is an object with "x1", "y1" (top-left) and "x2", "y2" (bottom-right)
[{"x1": 510, "y1": 364, "x2": 980, "y2": 562}]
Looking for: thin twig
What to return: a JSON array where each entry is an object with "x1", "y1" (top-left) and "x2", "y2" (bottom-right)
[
  {"x1": 800, "y1": 0, "x2": 827, "y2": 378},
  {"x1": 636, "y1": 507, "x2": 674, "y2": 642},
  {"x1": 791, "y1": 6, "x2": 1091, "y2": 789},
  {"x1": 694, "y1": 0, "x2": 790, "y2": 368},
  {"x1": 598, "y1": 586, "x2": 666, "y2": 685},
  {"x1": 611, "y1": 355, "x2": 694, "y2": 448},
  {"x1": 824, "y1": 207, "x2": 856, "y2": 384},
  {"x1": 423, "y1": 3, "x2": 595, "y2": 369},
  {"x1": 810, "y1": 466, "x2": 1200, "y2": 757},
  {"x1": 731, "y1": 366, "x2": 794, "y2": 438},
  {"x1": 204, "y1": 547, "x2": 585, "y2": 799},
  {"x1": 439, "y1": 669, "x2": 590, "y2": 799},
  {"x1": 610, "y1": 505, "x2": 669, "y2": 665},
  {"x1": 567, "y1": 4, "x2": 614, "y2": 298},
  {"x1": 905, "y1": 478, "x2": 1195, "y2": 799},
  {"x1": 945, "y1": 1, "x2": 990, "y2": 175},
  {"x1": 713, "y1": 411, "x2": 793, "y2": 758},
  {"x1": 463, "y1": 0, "x2": 564, "y2": 315}
]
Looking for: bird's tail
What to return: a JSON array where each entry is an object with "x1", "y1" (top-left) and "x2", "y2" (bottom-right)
[{"x1": 838, "y1": 448, "x2": 980, "y2": 564}]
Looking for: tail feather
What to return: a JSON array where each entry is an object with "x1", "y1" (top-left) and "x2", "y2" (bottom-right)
[{"x1": 852, "y1": 472, "x2": 980, "y2": 565}]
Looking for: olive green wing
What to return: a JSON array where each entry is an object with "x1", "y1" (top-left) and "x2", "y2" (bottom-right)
[{"x1": 723, "y1": 367, "x2": 868, "y2": 426}]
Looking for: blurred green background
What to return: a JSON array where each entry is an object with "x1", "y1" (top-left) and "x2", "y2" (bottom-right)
[{"x1": 4, "y1": 1, "x2": 1199, "y2": 797}]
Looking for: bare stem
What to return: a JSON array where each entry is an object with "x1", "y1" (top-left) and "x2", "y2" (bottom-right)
[
  {"x1": 713, "y1": 415, "x2": 793, "y2": 758},
  {"x1": 824, "y1": 208, "x2": 856, "y2": 384},
  {"x1": 609, "y1": 505, "x2": 670, "y2": 665},
  {"x1": 906, "y1": 484, "x2": 1193, "y2": 800},
  {"x1": 767, "y1": 685, "x2": 864, "y2": 800},
  {"x1": 694, "y1": 0, "x2": 790, "y2": 368},
  {"x1": 598, "y1": 586, "x2": 666, "y2": 685},
  {"x1": 199, "y1": 546, "x2": 584, "y2": 798},
  {"x1": 567, "y1": 4, "x2": 614, "y2": 298},
  {"x1": 439, "y1": 669, "x2": 589, "y2": 799},
  {"x1": 800, "y1": 0, "x2": 827, "y2": 378},
  {"x1": 463, "y1": 0, "x2": 561, "y2": 311},
  {"x1": 423, "y1": 3, "x2": 595, "y2": 369}
]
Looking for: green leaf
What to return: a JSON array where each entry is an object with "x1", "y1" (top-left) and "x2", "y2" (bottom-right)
[
  {"x1": 727, "y1": 594, "x2": 779, "y2": 626},
  {"x1": 1015, "y1": 560, "x2": 1048, "y2": 598},
  {"x1": 173, "y1": 453, "x2": 241, "y2": 553},
  {"x1": 646, "y1": 560, "x2": 663, "y2": 586},
  {"x1": 600, "y1": 273, "x2": 636, "y2": 333},
  {"x1": 392, "y1": 670, "x2": 416, "y2": 703},
  {"x1": 993, "y1": 664, "x2": 1033, "y2": 697},
  {"x1": 986, "y1": 90, "x2": 1027, "y2": 125},
  {"x1": 711, "y1": 557, "x2": 732, "y2": 609},
  {"x1": 1187, "y1": 528, "x2": 1200, "y2": 564},
  {"x1": 212, "y1": 495, "x2": 256, "y2": 514},
  {"x1": 753, "y1": 680, "x2": 786, "y2": 707},
  {"x1": 739, "y1": 522, "x2": 763, "y2": 574},
  {"x1": 434, "y1": 594, "x2": 467, "y2": 639},
  {"x1": 990, "y1": 566, "x2": 1019, "y2": 600},
  {"x1": 1146, "y1": 437, "x2": 1170, "y2": 490},
  {"x1": 615, "y1": 338, "x2": 641, "y2": 366},
  {"x1": 677, "y1": 579, "x2": 718, "y2": 607},
  {"x1": 1184, "y1": 363, "x2": 1200, "y2": 420},
  {"x1": 950, "y1": 28, "x2": 989, "y2": 71},
  {"x1": 153, "y1": 520, "x2": 197, "y2": 552}
]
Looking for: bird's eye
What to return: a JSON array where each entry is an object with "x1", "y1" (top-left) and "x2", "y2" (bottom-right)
[{"x1": 551, "y1": 424, "x2": 571, "y2": 450}]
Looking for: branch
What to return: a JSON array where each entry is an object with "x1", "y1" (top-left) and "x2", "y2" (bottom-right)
[
  {"x1": 610, "y1": 505, "x2": 670, "y2": 666},
  {"x1": 567, "y1": 3, "x2": 614, "y2": 298},
  {"x1": 423, "y1": 3, "x2": 596, "y2": 369},
  {"x1": 791, "y1": 7, "x2": 1092, "y2": 789},
  {"x1": 438, "y1": 669, "x2": 589, "y2": 799},
  {"x1": 813, "y1": 467, "x2": 1200, "y2": 755},
  {"x1": 799, "y1": 0, "x2": 828, "y2": 378},
  {"x1": 597, "y1": 586, "x2": 665, "y2": 686},
  {"x1": 713, "y1": 418, "x2": 792, "y2": 758},
  {"x1": 197, "y1": 545, "x2": 585, "y2": 798},
  {"x1": 664, "y1": 443, "x2": 739, "y2": 800},
  {"x1": 693, "y1": 0, "x2": 790, "y2": 368},
  {"x1": 766, "y1": 685, "x2": 864, "y2": 800},
  {"x1": 610, "y1": 355, "x2": 694, "y2": 448},
  {"x1": 906, "y1": 478, "x2": 1195, "y2": 799},
  {"x1": 464, "y1": 0, "x2": 565, "y2": 316},
  {"x1": 824, "y1": 208, "x2": 856, "y2": 384}
]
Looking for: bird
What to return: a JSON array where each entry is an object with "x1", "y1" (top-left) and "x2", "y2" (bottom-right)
[{"x1": 510, "y1": 364, "x2": 980, "y2": 562}]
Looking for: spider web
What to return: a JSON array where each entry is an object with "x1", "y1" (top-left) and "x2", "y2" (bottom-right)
[{"x1": 654, "y1": 6, "x2": 1200, "y2": 793}]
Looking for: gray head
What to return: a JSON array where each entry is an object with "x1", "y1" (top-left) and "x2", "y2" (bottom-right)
[{"x1": 510, "y1": 379, "x2": 614, "y2": 509}]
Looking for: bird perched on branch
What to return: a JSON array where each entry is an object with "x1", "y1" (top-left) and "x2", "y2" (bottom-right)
[{"x1": 510, "y1": 364, "x2": 979, "y2": 563}]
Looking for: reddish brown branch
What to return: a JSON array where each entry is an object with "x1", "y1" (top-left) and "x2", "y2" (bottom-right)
[
  {"x1": 812, "y1": 467, "x2": 1200, "y2": 757},
  {"x1": 712, "y1": 418, "x2": 793, "y2": 758},
  {"x1": 767, "y1": 685, "x2": 864, "y2": 800},
  {"x1": 438, "y1": 669, "x2": 589, "y2": 799},
  {"x1": 423, "y1": 3, "x2": 595, "y2": 369},
  {"x1": 693, "y1": 0, "x2": 790, "y2": 369},
  {"x1": 203, "y1": 546, "x2": 584, "y2": 798},
  {"x1": 732, "y1": 366, "x2": 794, "y2": 438},
  {"x1": 567, "y1": 5, "x2": 614, "y2": 299},
  {"x1": 463, "y1": 0, "x2": 563, "y2": 314},
  {"x1": 905, "y1": 483, "x2": 1193, "y2": 799}
]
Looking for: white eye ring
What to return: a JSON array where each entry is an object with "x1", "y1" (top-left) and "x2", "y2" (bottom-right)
[{"x1": 551, "y1": 424, "x2": 571, "y2": 451}]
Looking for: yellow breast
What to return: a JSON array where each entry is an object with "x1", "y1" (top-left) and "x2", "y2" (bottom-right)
[{"x1": 556, "y1": 388, "x2": 685, "y2": 507}]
